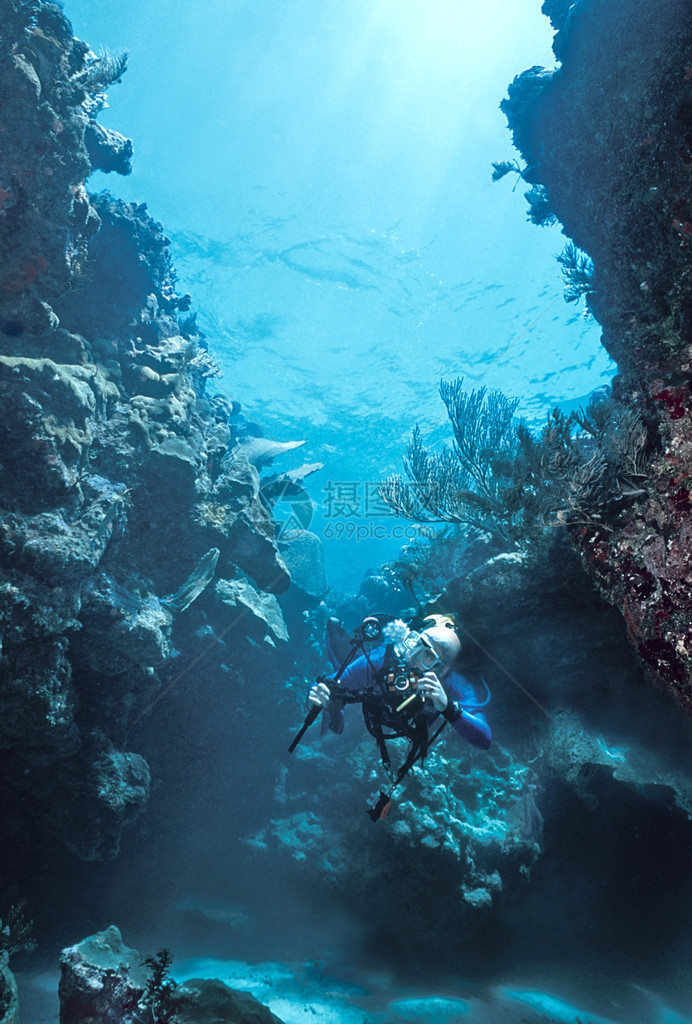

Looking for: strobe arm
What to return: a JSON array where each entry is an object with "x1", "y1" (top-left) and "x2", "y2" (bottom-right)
[
  {"x1": 287, "y1": 615, "x2": 384, "y2": 755},
  {"x1": 287, "y1": 677, "x2": 371, "y2": 754},
  {"x1": 288, "y1": 704, "x2": 322, "y2": 754}
]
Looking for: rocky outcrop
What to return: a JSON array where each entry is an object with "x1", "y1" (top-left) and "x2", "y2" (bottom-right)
[
  {"x1": 0, "y1": 968, "x2": 18, "y2": 1024},
  {"x1": 500, "y1": 0, "x2": 692, "y2": 712},
  {"x1": 0, "y1": 0, "x2": 296, "y2": 869},
  {"x1": 259, "y1": 736, "x2": 542, "y2": 910},
  {"x1": 59, "y1": 927, "x2": 284, "y2": 1024}
]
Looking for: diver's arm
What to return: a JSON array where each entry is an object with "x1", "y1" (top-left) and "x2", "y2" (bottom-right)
[
  {"x1": 310, "y1": 649, "x2": 382, "y2": 735},
  {"x1": 308, "y1": 653, "x2": 372, "y2": 707},
  {"x1": 335, "y1": 650, "x2": 380, "y2": 692},
  {"x1": 444, "y1": 675, "x2": 492, "y2": 749},
  {"x1": 449, "y1": 706, "x2": 491, "y2": 749},
  {"x1": 307, "y1": 679, "x2": 344, "y2": 734}
]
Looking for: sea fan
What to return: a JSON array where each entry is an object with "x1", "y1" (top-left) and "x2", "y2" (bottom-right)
[{"x1": 379, "y1": 378, "x2": 652, "y2": 551}]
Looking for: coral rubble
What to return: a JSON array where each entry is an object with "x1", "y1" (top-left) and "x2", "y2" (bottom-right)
[{"x1": 501, "y1": 0, "x2": 692, "y2": 711}]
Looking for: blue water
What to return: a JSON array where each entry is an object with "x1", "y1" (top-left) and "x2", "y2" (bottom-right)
[{"x1": 67, "y1": 0, "x2": 614, "y2": 589}]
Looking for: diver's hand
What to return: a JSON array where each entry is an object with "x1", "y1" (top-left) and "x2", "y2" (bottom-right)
[
  {"x1": 417, "y1": 672, "x2": 448, "y2": 712},
  {"x1": 308, "y1": 682, "x2": 331, "y2": 708}
]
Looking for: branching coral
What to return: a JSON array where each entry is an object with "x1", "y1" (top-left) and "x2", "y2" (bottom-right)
[
  {"x1": 491, "y1": 161, "x2": 557, "y2": 225},
  {"x1": 0, "y1": 905, "x2": 36, "y2": 962},
  {"x1": 71, "y1": 50, "x2": 129, "y2": 96},
  {"x1": 524, "y1": 184, "x2": 558, "y2": 226},
  {"x1": 491, "y1": 159, "x2": 527, "y2": 187},
  {"x1": 380, "y1": 387, "x2": 522, "y2": 546},
  {"x1": 379, "y1": 385, "x2": 523, "y2": 542},
  {"x1": 557, "y1": 241, "x2": 596, "y2": 303},
  {"x1": 379, "y1": 379, "x2": 649, "y2": 549},
  {"x1": 139, "y1": 949, "x2": 176, "y2": 1024}
]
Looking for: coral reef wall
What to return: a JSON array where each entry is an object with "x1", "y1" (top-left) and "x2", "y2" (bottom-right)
[
  {"x1": 502, "y1": 0, "x2": 692, "y2": 711},
  {"x1": 0, "y1": 0, "x2": 293, "y2": 874}
]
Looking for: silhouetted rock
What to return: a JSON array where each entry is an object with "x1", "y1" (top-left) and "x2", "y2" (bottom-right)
[{"x1": 59, "y1": 927, "x2": 284, "y2": 1024}]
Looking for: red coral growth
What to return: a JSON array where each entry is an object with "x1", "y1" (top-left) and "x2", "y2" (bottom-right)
[
  {"x1": 670, "y1": 487, "x2": 692, "y2": 511},
  {"x1": 653, "y1": 388, "x2": 687, "y2": 419},
  {"x1": 672, "y1": 218, "x2": 692, "y2": 237}
]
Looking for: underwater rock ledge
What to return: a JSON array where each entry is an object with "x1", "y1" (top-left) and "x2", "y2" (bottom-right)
[{"x1": 501, "y1": 0, "x2": 692, "y2": 712}]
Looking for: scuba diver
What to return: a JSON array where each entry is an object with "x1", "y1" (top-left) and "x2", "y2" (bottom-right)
[{"x1": 289, "y1": 616, "x2": 491, "y2": 820}]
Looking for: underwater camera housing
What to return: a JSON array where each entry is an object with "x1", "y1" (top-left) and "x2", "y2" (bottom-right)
[
  {"x1": 391, "y1": 668, "x2": 417, "y2": 692},
  {"x1": 383, "y1": 655, "x2": 424, "y2": 715},
  {"x1": 385, "y1": 659, "x2": 420, "y2": 693}
]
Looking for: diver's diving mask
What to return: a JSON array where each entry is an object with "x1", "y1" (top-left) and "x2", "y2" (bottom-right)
[{"x1": 398, "y1": 631, "x2": 444, "y2": 674}]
